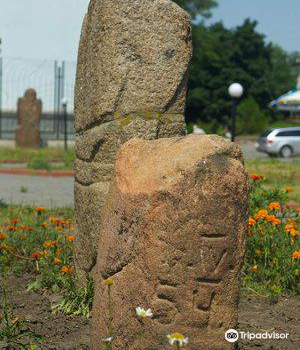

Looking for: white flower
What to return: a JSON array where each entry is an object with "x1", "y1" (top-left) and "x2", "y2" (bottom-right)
[
  {"x1": 102, "y1": 336, "x2": 113, "y2": 343},
  {"x1": 135, "y1": 307, "x2": 153, "y2": 318},
  {"x1": 167, "y1": 333, "x2": 189, "y2": 347}
]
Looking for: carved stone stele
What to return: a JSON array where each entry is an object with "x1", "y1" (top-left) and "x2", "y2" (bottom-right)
[
  {"x1": 16, "y1": 88, "x2": 42, "y2": 148},
  {"x1": 92, "y1": 135, "x2": 248, "y2": 350}
]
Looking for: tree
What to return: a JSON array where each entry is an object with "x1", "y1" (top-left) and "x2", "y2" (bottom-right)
[
  {"x1": 236, "y1": 98, "x2": 268, "y2": 135},
  {"x1": 185, "y1": 19, "x2": 294, "y2": 125},
  {"x1": 173, "y1": 0, "x2": 217, "y2": 19}
]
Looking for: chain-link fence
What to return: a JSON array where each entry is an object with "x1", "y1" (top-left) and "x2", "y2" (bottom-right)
[{"x1": 0, "y1": 56, "x2": 76, "y2": 140}]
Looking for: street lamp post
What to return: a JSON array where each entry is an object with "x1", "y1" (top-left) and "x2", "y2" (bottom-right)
[
  {"x1": 61, "y1": 97, "x2": 68, "y2": 151},
  {"x1": 228, "y1": 83, "x2": 244, "y2": 142}
]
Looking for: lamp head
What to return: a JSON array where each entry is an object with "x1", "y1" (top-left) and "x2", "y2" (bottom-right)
[{"x1": 228, "y1": 83, "x2": 244, "y2": 99}]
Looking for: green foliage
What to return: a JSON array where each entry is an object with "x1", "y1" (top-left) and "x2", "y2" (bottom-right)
[
  {"x1": 0, "y1": 148, "x2": 75, "y2": 170},
  {"x1": 173, "y1": 0, "x2": 217, "y2": 19},
  {"x1": 20, "y1": 186, "x2": 29, "y2": 193},
  {"x1": 244, "y1": 177, "x2": 300, "y2": 299},
  {"x1": 27, "y1": 159, "x2": 51, "y2": 171},
  {"x1": 0, "y1": 206, "x2": 93, "y2": 318},
  {"x1": 186, "y1": 18, "x2": 294, "y2": 129},
  {"x1": 52, "y1": 278, "x2": 94, "y2": 318},
  {"x1": 236, "y1": 98, "x2": 268, "y2": 135}
]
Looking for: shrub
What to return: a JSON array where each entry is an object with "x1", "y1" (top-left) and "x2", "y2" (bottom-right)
[{"x1": 237, "y1": 98, "x2": 268, "y2": 135}]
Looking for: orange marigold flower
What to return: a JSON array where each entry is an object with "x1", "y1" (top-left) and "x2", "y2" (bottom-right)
[
  {"x1": 250, "y1": 174, "x2": 264, "y2": 181},
  {"x1": 255, "y1": 249, "x2": 263, "y2": 255},
  {"x1": 54, "y1": 257, "x2": 62, "y2": 264},
  {"x1": 268, "y1": 202, "x2": 281, "y2": 211},
  {"x1": 248, "y1": 218, "x2": 257, "y2": 226},
  {"x1": 41, "y1": 222, "x2": 48, "y2": 229},
  {"x1": 292, "y1": 251, "x2": 300, "y2": 259},
  {"x1": 0, "y1": 233, "x2": 5, "y2": 240},
  {"x1": 266, "y1": 215, "x2": 281, "y2": 226},
  {"x1": 57, "y1": 247, "x2": 63, "y2": 254},
  {"x1": 43, "y1": 240, "x2": 58, "y2": 248},
  {"x1": 254, "y1": 209, "x2": 268, "y2": 220},
  {"x1": 35, "y1": 206, "x2": 45, "y2": 212},
  {"x1": 31, "y1": 252, "x2": 41, "y2": 260},
  {"x1": 285, "y1": 220, "x2": 297, "y2": 234},
  {"x1": 59, "y1": 220, "x2": 67, "y2": 227},
  {"x1": 250, "y1": 265, "x2": 258, "y2": 273},
  {"x1": 6, "y1": 225, "x2": 17, "y2": 232},
  {"x1": 61, "y1": 265, "x2": 73, "y2": 274},
  {"x1": 11, "y1": 219, "x2": 18, "y2": 224},
  {"x1": 55, "y1": 226, "x2": 62, "y2": 233},
  {"x1": 67, "y1": 235, "x2": 75, "y2": 243},
  {"x1": 285, "y1": 186, "x2": 293, "y2": 193},
  {"x1": 290, "y1": 229, "x2": 300, "y2": 237},
  {"x1": 49, "y1": 217, "x2": 60, "y2": 224},
  {"x1": 20, "y1": 225, "x2": 27, "y2": 230}
]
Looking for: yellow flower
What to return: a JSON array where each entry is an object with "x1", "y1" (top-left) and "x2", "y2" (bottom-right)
[
  {"x1": 255, "y1": 249, "x2": 263, "y2": 255},
  {"x1": 54, "y1": 257, "x2": 62, "y2": 264},
  {"x1": 103, "y1": 278, "x2": 114, "y2": 285},
  {"x1": 55, "y1": 226, "x2": 63, "y2": 233},
  {"x1": 250, "y1": 265, "x2": 258, "y2": 273},
  {"x1": 167, "y1": 333, "x2": 189, "y2": 347},
  {"x1": 248, "y1": 218, "x2": 257, "y2": 226},
  {"x1": 268, "y1": 202, "x2": 281, "y2": 211}
]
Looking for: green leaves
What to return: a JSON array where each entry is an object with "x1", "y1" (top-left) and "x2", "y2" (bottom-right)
[{"x1": 173, "y1": 0, "x2": 218, "y2": 19}]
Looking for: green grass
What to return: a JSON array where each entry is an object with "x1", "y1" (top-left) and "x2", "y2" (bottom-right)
[
  {"x1": 0, "y1": 148, "x2": 75, "y2": 170},
  {"x1": 0, "y1": 204, "x2": 74, "y2": 223},
  {"x1": 245, "y1": 159, "x2": 300, "y2": 203},
  {"x1": 269, "y1": 120, "x2": 300, "y2": 128}
]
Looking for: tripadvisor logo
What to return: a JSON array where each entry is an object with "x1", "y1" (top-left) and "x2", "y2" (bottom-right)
[
  {"x1": 225, "y1": 329, "x2": 239, "y2": 343},
  {"x1": 225, "y1": 329, "x2": 289, "y2": 343}
]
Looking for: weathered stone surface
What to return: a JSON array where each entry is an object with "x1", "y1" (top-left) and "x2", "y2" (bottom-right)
[
  {"x1": 74, "y1": 0, "x2": 192, "y2": 282},
  {"x1": 16, "y1": 89, "x2": 42, "y2": 148},
  {"x1": 92, "y1": 135, "x2": 248, "y2": 350}
]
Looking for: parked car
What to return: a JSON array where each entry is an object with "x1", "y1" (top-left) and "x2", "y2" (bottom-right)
[{"x1": 255, "y1": 127, "x2": 300, "y2": 158}]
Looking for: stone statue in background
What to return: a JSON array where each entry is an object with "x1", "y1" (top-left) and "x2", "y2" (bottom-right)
[
  {"x1": 74, "y1": 0, "x2": 192, "y2": 283},
  {"x1": 16, "y1": 88, "x2": 42, "y2": 148}
]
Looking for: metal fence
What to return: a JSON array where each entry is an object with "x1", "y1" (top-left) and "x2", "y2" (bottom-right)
[{"x1": 0, "y1": 56, "x2": 76, "y2": 140}]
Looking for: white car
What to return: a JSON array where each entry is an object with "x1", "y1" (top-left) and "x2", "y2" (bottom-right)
[{"x1": 255, "y1": 127, "x2": 300, "y2": 158}]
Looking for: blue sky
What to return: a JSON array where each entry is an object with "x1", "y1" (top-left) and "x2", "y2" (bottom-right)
[{"x1": 0, "y1": 0, "x2": 299, "y2": 61}]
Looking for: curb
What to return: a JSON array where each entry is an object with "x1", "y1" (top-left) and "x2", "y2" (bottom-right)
[{"x1": 0, "y1": 168, "x2": 74, "y2": 177}]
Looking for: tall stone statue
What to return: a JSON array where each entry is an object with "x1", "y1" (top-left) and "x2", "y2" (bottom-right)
[
  {"x1": 16, "y1": 88, "x2": 42, "y2": 148},
  {"x1": 74, "y1": 0, "x2": 192, "y2": 282}
]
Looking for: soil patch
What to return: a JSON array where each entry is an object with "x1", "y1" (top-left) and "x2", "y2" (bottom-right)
[{"x1": 1, "y1": 274, "x2": 299, "y2": 350}]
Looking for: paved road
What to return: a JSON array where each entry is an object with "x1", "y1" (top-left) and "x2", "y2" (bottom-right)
[
  {"x1": 0, "y1": 142, "x2": 296, "y2": 207},
  {"x1": 0, "y1": 174, "x2": 74, "y2": 207},
  {"x1": 239, "y1": 142, "x2": 268, "y2": 160}
]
